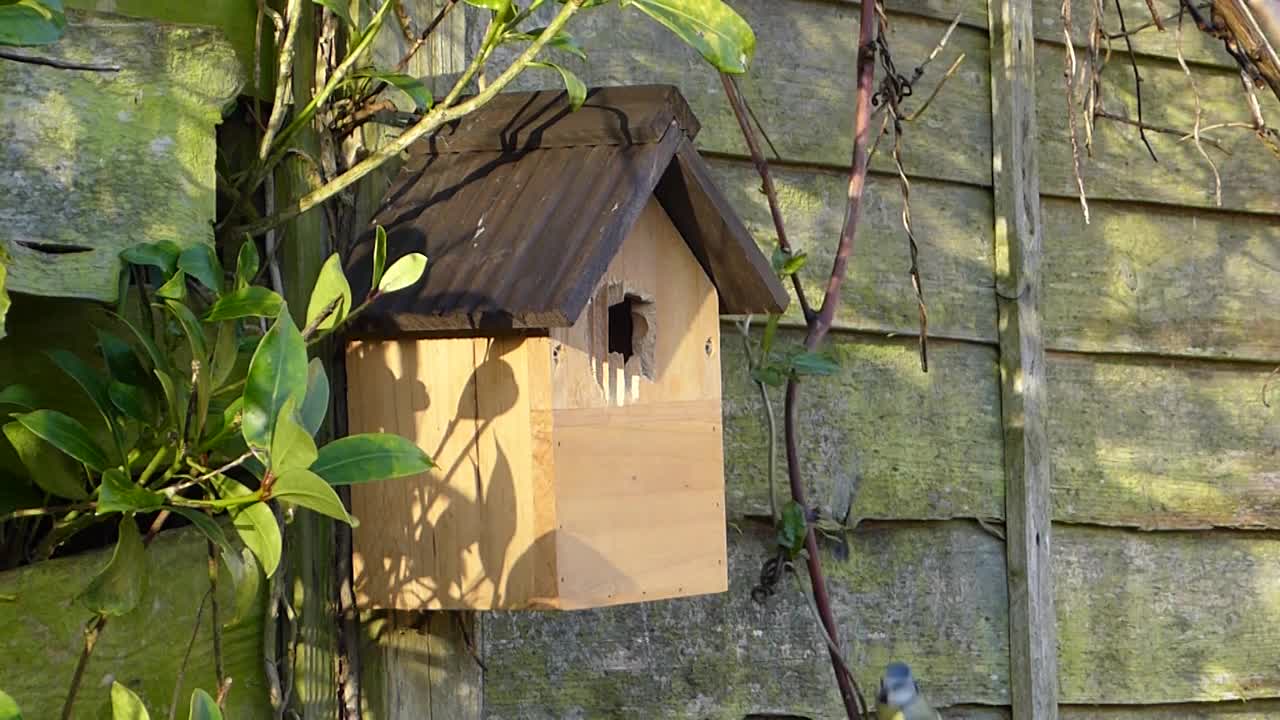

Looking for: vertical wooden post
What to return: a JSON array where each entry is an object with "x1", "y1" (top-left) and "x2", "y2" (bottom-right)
[{"x1": 987, "y1": 0, "x2": 1059, "y2": 717}]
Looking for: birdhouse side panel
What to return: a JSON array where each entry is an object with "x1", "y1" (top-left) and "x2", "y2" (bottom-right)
[
  {"x1": 549, "y1": 197, "x2": 722, "y2": 411},
  {"x1": 347, "y1": 336, "x2": 557, "y2": 610}
]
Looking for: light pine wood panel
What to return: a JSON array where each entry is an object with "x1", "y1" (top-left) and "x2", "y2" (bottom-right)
[
  {"x1": 1035, "y1": 43, "x2": 1280, "y2": 212},
  {"x1": 0, "y1": 527, "x2": 270, "y2": 718},
  {"x1": 707, "y1": 159, "x2": 998, "y2": 342},
  {"x1": 1047, "y1": 352, "x2": 1280, "y2": 529},
  {"x1": 489, "y1": 0, "x2": 993, "y2": 186},
  {"x1": 1041, "y1": 198, "x2": 1280, "y2": 361},
  {"x1": 1055, "y1": 526, "x2": 1280, "y2": 703},
  {"x1": 721, "y1": 331, "x2": 1006, "y2": 523}
]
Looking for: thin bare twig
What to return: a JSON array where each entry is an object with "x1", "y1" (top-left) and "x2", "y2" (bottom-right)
[
  {"x1": 902, "y1": 53, "x2": 965, "y2": 123},
  {"x1": 258, "y1": 0, "x2": 305, "y2": 162},
  {"x1": 0, "y1": 49, "x2": 120, "y2": 71},
  {"x1": 397, "y1": 0, "x2": 461, "y2": 73},
  {"x1": 1143, "y1": 0, "x2": 1166, "y2": 30},
  {"x1": 737, "y1": 318, "x2": 780, "y2": 523},
  {"x1": 1175, "y1": 9, "x2": 1222, "y2": 205},
  {"x1": 1114, "y1": 0, "x2": 1159, "y2": 162},
  {"x1": 1063, "y1": 0, "x2": 1092, "y2": 222},
  {"x1": 1095, "y1": 109, "x2": 1230, "y2": 152},
  {"x1": 169, "y1": 589, "x2": 214, "y2": 720}
]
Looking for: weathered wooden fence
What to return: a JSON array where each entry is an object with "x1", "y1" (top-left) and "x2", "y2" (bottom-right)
[{"x1": 3, "y1": 0, "x2": 1280, "y2": 718}]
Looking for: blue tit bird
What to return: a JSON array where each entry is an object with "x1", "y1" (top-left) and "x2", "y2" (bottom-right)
[{"x1": 877, "y1": 661, "x2": 940, "y2": 720}]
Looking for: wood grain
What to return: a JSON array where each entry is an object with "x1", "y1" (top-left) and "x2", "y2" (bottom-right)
[
  {"x1": 0, "y1": 11, "x2": 240, "y2": 302},
  {"x1": 1040, "y1": 197, "x2": 1280, "y2": 361},
  {"x1": 1047, "y1": 352, "x2": 1280, "y2": 529}
]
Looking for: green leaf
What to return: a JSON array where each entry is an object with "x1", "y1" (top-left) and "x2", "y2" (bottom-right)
[
  {"x1": 0, "y1": 0, "x2": 66, "y2": 46},
  {"x1": 47, "y1": 350, "x2": 116, "y2": 433},
  {"x1": 371, "y1": 226, "x2": 388, "y2": 291},
  {"x1": 788, "y1": 351, "x2": 840, "y2": 377},
  {"x1": 529, "y1": 61, "x2": 586, "y2": 110},
  {"x1": 504, "y1": 28, "x2": 587, "y2": 60},
  {"x1": 271, "y1": 468, "x2": 355, "y2": 524},
  {"x1": 228, "y1": 545, "x2": 261, "y2": 623},
  {"x1": 235, "y1": 240, "x2": 260, "y2": 289},
  {"x1": 120, "y1": 240, "x2": 181, "y2": 276},
  {"x1": 242, "y1": 307, "x2": 308, "y2": 459},
  {"x1": 0, "y1": 688, "x2": 22, "y2": 720},
  {"x1": 312, "y1": 433, "x2": 433, "y2": 486},
  {"x1": 0, "y1": 384, "x2": 39, "y2": 410},
  {"x1": 377, "y1": 253, "x2": 427, "y2": 294},
  {"x1": 750, "y1": 363, "x2": 787, "y2": 388},
  {"x1": 109, "y1": 312, "x2": 168, "y2": 374},
  {"x1": 80, "y1": 515, "x2": 147, "y2": 617},
  {"x1": 169, "y1": 508, "x2": 244, "y2": 590},
  {"x1": 178, "y1": 244, "x2": 224, "y2": 295},
  {"x1": 463, "y1": 0, "x2": 511, "y2": 10},
  {"x1": 3, "y1": 422, "x2": 87, "y2": 500},
  {"x1": 311, "y1": 0, "x2": 354, "y2": 28},
  {"x1": 98, "y1": 468, "x2": 164, "y2": 514},
  {"x1": 188, "y1": 689, "x2": 222, "y2": 720},
  {"x1": 97, "y1": 330, "x2": 150, "y2": 386},
  {"x1": 270, "y1": 399, "x2": 317, "y2": 474},
  {"x1": 353, "y1": 67, "x2": 433, "y2": 111},
  {"x1": 777, "y1": 500, "x2": 807, "y2": 556},
  {"x1": 204, "y1": 286, "x2": 284, "y2": 322},
  {"x1": 621, "y1": 0, "x2": 755, "y2": 73},
  {"x1": 16, "y1": 410, "x2": 110, "y2": 472},
  {"x1": 210, "y1": 322, "x2": 239, "y2": 390},
  {"x1": 110, "y1": 681, "x2": 150, "y2": 720},
  {"x1": 300, "y1": 358, "x2": 329, "y2": 436},
  {"x1": 305, "y1": 253, "x2": 352, "y2": 332},
  {"x1": 761, "y1": 313, "x2": 779, "y2": 359},
  {"x1": 154, "y1": 369, "x2": 188, "y2": 438},
  {"x1": 155, "y1": 270, "x2": 187, "y2": 301},
  {"x1": 108, "y1": 381, "x2": 157, "y2": 424},
  {"x1": 213, "y1": 477, "x2": 281, "y2": 577},
  {"x1": 771, "y1": 247, "x2": 807, "y2": 277},
  {"x1": 0, "y1": 471, "x2": 44, "y2": 517},
  {"x1": 163, "y1": 300, "x2": 210, "y2": 362}
]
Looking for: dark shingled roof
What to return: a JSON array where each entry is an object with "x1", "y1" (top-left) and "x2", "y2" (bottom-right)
[{"x1": 345, "y1": 85, "x2": 789, "y2": 338}]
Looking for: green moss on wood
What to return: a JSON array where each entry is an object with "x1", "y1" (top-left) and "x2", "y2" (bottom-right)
[{"x1": 0, "y1": 10, "x2": 241, "y2": 302}]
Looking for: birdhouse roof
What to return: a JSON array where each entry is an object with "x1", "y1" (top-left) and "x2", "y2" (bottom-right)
[{"x1": 345, "y1": 85, "x2": 789, "y2": 337}]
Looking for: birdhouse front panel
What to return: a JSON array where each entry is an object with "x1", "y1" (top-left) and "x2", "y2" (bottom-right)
[{"x1": 342, "y1": 85, "x2": 789, "y2": 613}]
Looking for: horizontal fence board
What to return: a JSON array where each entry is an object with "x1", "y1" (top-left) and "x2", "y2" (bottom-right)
[
  {"x1": 1061, "y1": 701, "x2": 1280, "y2": 718},
  {"x1": 707, "y1": 158, "x2": 998, "y2": 342},
  {"x1": 1035, "y1": 0, "x2": 1239, "y2": 68},
  {"x1": 1035, "y1": 43, "x2": 1280, "y2": 213},
  {"x1": 1047, "y1": 352, "x2": 1280, "y2": 529},
  {"x1": 0, "y1": 526, "x2": 270, "y2": 718},
  {"x1": 1042, "y1": 197, "x2": 1280, "y2": 361},
  {"x1": 1056, "y1": 525, "x2": 1280, "y2": 703},
  {"x1": 490, "y1": 1, "x2": 993, "y2": 186},
  {"x1": 482, "y1": 521, "x2": 1011, "y2": 718},
  {"x1": 722, "y1": 331, "x2": 1005, "y2": 522}
]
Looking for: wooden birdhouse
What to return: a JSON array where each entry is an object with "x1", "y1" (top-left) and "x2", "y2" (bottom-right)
[{"x1": 344, "y1": 85, "x2": 788, "y2": 611}]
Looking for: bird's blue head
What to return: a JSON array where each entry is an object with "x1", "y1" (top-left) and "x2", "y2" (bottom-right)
[{"x1": 878, "y1": 661, "x2": 920, "y2": 707}]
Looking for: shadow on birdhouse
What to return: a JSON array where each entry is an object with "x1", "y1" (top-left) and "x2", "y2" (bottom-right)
[{"x1": 343, "y1": 85, "x2": 788, "y2": 611}]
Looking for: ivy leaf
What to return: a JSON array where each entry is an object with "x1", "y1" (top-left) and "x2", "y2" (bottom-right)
[
  {"x1": 97, "y1": 468, "x2": 164, "y2": 514},
  {"x1": 0, "y1": 0, "x2": 66, "y2": 46},
  {"x1": 0, "y1": 688, "x2": 22, "y2": 720},
  {"x1": 235, "y1": 240, "x2": 260, "y2": 290},
  {"x1": 188, "y1": 689, "x2": 222, "y2": 720},
  {"x1": 0, "y1": 384, "x2": 39, "y2": 411},
  {"x1": 120, "y1": 240, "x2": 182, "y2": 277},
  {"x1": 3, "y1": 421, "x2": 87, "y2": 500},
  {"x1": 529, "y1": 61, "x2": 586, "y2": 110},
  {"x1": 178, "y1": 244, "x2": 224, "y2": 296},
  {"x1": 155, "y1": 270, "x2": 187, "y2": 301},
  {"x1": 353, "y1": 67, "x2": 433, "y2": 111},
  {"x1": 369, "y1": 225, "x2": 389, "y2": 292},
  {"x1": 621, "y1": 0, "x2": 755, "y2": 73},
  {"x1": 305, "y1": 253, "x2": 352, "y2": 333},
  {"x1": 16, "y1": 410, "x2": 109, "y2": 472},
  {"x1": 771, "y1": 247, "x2": 808, "y2": 277},
  {"x1": 270, "y1": 399, "x2": 318, "y2": 475},
  {"x1": 311, "y1": 0, "x2": 354, "y2": 28},
  {"x1": 108, "y1": 381, "x2": 157, "y2": 424},
  {"x1": 110, "y1": 681, "x2": 150, "y2": 720},
  {"x1": 213, "y1": 477, "x2": 281, "y2": 578},
  {"x1": 271, "y1": 468, "x2": 356, "y2": 525},
  {"x1": 312, "y1": 433, "x2": 433, "y2": 486},
  {"x1": 96, "y1": 330, "x2": 150, "y2": 386},
  {"x1": 777, "y1": 500, "x2": 807, "y2": 556},
  {"x1": 788, "y1": 351, "x2": 840, "y2": 377},
  {"x1": 204, "y1": 286, "x2": 284, "y2": 322},
  {"x1": 80, "y1": 515, "x2": 147, "y2": 617},
  {"x1": 242, "y1": 306, "x2": 308, "y2": 460},
  {"x1": 300, "y1": 358, "x2": 329, "y2": 436},
  {"x1": 377, "y1": 253, "x2": 427, "y2": 294}
]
